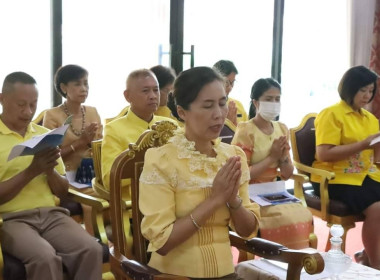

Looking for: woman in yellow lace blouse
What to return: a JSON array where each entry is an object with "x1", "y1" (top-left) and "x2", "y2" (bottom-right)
[
  {"x1": 139, "y1": 66, "x2": 260, "y2": 279},
  {"x1": 231, "y1": 78, "x2": 313, "y2": 249}
]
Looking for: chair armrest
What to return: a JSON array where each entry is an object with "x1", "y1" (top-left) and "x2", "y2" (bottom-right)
[
  {"x1": 290, "y1": 173, "x2": 309, "y2": 207},
  {"x1": 229, "y1": 232, "x2": 324, "y2": 280},
  {"x1": 293, "y1": 161, "x2": 335, "y2": 180},
  {"x1": 111, "y1": 246, "x2": 189, "y2": 280},
  {"x1": 67, "y1": 188, "x2": 109, "y2": 244}
]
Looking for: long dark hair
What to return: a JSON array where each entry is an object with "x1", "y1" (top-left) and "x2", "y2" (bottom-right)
[{"x1": 249, "y1": 78, "x2": 281, "y2": 119}]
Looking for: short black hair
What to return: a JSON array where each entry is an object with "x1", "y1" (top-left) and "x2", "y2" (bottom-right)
[
  {"x1": 167, "y1": 66, "x2": 224, "y2": 121},
  {"x1": 2, "y1": 71, "x2": 36, "y2": 94},
  {"x1": 54, "y1": 64, "x2": 88, "y2": 98},
  {"x1": 150, "y1": 65, "x2": 176, "y2": 89},
  {"x1": 213, "y1": 60, "x2": 238, "y2": 76},
  {"x1": 249, "y1": 78, "x2": 281, "y2": 119},
  {"x1": 338, "y1": 66, "x2": 378, "y2": 105}
]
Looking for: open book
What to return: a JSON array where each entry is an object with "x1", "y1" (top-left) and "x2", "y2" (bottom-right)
[
  {"x1": 248, "y1": 181, "x2": 301, "y2": 206},
  {"x1": 7, "y1": 117, "x2": 71, "y2": 161}
]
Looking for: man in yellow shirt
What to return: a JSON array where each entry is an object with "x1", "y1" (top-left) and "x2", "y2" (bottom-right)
[
  {"x1": 0, "y1": 72, "x2": 102, "y2": 280},
  {"x1": 101, "y1": 69, "x2": 175, "y2": 198},
  {"x1": 213, "y1": 60, "x2": 249, "y2": 126}
]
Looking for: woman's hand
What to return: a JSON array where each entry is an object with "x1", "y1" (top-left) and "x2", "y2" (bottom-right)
[
  {"x1": 364, "y1": 132, "x2": 380, "y2": 149},
  {"x1": 269, "y1": 136, "x2": 287, "y2": 161},
  {"x1": 80, "y1": 122, "x2": 99, "y2": 145},
  {"x1": 227, "y1": 101, "x2": 238, "y2": 126},
  {"x1": 211, "y1": 156, "x2": 242, "y2": 207}
]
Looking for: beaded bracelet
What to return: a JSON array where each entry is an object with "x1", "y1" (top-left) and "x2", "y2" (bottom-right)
[
  {"x1": 190, "y1": 213, "x2": 201, "y2": 230},
  {"x1": 226, "y1": 196, "x2": 243, "y2": 210}
]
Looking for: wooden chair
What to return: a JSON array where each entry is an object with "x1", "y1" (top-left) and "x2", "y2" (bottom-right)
[
  {"x1": 289, "y1": 113, "x2": 364, "y2": 252},
  {"x1": 0, "y1": 188, "x2": 113, "y2": 280},
  {"x1": 109, "y1": 121, "x2": 324, "y2": 280}
]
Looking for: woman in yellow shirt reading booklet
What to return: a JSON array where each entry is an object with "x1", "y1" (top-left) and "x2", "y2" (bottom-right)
[{"x1": 312, "y1": 66, "x2": 380, "y2": 269}]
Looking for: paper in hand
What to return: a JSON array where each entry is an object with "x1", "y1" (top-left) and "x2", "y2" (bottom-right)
[{"x1": 7, "y1": 116, "x2": 71, "y2": 161}]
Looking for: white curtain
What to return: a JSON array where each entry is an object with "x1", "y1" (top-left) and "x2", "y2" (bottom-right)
[{"x1": 349, "y1": 0, "x2": 377, "y2": 67}]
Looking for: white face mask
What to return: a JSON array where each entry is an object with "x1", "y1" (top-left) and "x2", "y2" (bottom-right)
[{"x1": 258, "y1": 101, "x2": 281, "y2": 121}]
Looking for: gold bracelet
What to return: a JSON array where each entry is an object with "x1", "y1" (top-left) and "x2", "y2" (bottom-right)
[
  {"x1": 70, "y1": 145, "x2": 76, "y2": 152},
  {"x1": 190, "y1": 213, "x2": 201, "y2": 230},
  {"x1": 227, "y1": 196, "x2": 243, "y2": 210}
]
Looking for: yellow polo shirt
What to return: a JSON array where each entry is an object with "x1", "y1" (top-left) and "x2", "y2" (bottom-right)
[
  {"x1": 101, "y1": 110, "x2": 175, "y2": 196},
  {"x1": 0, "y1": 118, "x2": 65, "y2": 213},
  {"x1": 228, "y1": 97, "x2": 248, "y2": 123},
  {"x1": 312, "y1": 100, "x2": 380, "y2": 185}
]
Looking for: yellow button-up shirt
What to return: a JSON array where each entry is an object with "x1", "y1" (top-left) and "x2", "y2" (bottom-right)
[
  {"x1": 312, "y1": 100, "x2": 380, "y2": 185},
  {"x1": 101, "y1": 109, "x2": 174, "y2": 196}
]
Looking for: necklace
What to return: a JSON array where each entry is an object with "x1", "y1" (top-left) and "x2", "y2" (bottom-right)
[{"x1": 62, "y1": 102, "x2": 86, "y2": 137}]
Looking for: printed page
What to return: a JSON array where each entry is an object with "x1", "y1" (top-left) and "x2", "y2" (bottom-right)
[{"x1": 7, "y1": 124, "x2": 69, "y2": 161}]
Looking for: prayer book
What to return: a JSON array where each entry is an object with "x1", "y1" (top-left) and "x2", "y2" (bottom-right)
[{"x1": 7, "y1": 117, "x2": 71, "y2": 161}]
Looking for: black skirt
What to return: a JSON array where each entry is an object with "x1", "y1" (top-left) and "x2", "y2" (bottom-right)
[{"x1": 312, "y1": 176, "x2": 380, "y2": 214}]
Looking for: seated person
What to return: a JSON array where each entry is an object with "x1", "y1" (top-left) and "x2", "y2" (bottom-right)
[
  {"x1": 0, "y1": 72, "x2": 102, "y2": 280},
  {"x1": 311, "y1": 66, "x2": 380, "y2": 269},
  {"x1": 231, "y1": 78, "x2": 313, "y2": 249},
  {"x1": 140, "y1": 66, "x2": 260, "y2": 279},
  {"x1": 150, "y1": 65, "x2": 179, "y2": 123},
  {"x1": 213, "y1": 60, "x2": 248, "y2": 125},
  {"x1": 101, "y1": 69, "x2": 174, "y2": 199},
  {"x1": 43, "y1": 64, "x2": 103, "y2": 235}
]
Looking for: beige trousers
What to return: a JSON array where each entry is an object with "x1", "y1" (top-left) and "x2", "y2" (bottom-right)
[{"x1": 1, "y1": 207, "x2": 103, "y2": 280}]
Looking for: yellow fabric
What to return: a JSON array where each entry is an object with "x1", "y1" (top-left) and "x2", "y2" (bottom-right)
[
  {"x1": 312, "y1": 100, "x2": 380, "y2": 185},
  {"x1": 231, "y1": 119, "x2": 312, "y2": 249},
  {"x1": 231, "y1": 120, "x2": 286, "y2": 183},
  {"x1": 228, "y1": 97, "x2": 248, "y2": 123},
  {"x1": 155, "y1": 106, "x2": 183, "y2": 128},
  {"x1": 0, "y1": 118, "x2": 65, "y2": 213},
  {"x1": 140, "y1": 131, "x2": 260, "y2": 278},
  {"x1": 101, "y1": 109, "x2": 174, "y2": 199},
  {"x1": 43, "y1": 105, "x2": 102, "y2": 171}
]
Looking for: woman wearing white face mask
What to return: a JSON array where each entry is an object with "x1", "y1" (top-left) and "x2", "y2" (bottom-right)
[{"x1": 231, "y1": 78, "x2": 313, "y2": 253}]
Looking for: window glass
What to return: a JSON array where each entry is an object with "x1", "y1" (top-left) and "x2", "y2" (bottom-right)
[
  {"x1": 0, "y1": 0, "x2": 51, "y2": 116},
  {"x1": 184, "y1": 0, "x2": 274, "y2": 114},
  {"x1": 281, "y1": 0, "x2": 349, "y2": 128},
  {"x1": 62, "y1": 0, "x2": 170, "y2": 120}
]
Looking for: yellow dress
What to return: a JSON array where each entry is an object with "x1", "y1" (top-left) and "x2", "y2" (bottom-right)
[
  {"x1": 140, "y1": 131, "x2": 260, "y2": 278},
  {"x1": 231, "y1": 120, "x2": 312, "y2": 249}
]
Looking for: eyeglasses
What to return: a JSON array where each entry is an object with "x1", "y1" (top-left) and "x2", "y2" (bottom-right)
[{"x1": 225, "y1": 79, "x2": 236, "y2": 87}]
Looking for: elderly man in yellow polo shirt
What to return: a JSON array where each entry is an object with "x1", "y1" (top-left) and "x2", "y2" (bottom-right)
[
  {"x1": 101, "y1": 69, "x2": 175, "y2": 199},
  {"x1": 0, "y1": 72, "x2": 103, "y2": 280}
]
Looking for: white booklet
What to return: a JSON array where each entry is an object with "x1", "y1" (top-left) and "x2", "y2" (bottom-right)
[
  {"x1": 7, "y1": 118, "x2": 71, "y2": 161},
  {"x1": 248, "y1": 181, "x2": 301, "y2": 206}
]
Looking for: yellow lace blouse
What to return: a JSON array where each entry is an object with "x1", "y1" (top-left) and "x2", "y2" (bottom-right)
[{"x1": 139, "y1": 131, "x2": 260, "y2": 278}]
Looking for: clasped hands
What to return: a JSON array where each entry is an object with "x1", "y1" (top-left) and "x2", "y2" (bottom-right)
[
  {"x1": 269, "y1": 135, "x2": 290, "y2": 164},
  {"x1": 211, "y1": 155, "x2": 242, "y2": 209}
]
